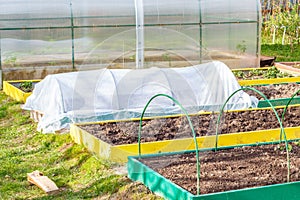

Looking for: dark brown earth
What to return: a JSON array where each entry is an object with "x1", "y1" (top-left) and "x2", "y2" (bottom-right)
[
  {"x1": 139, "y1": 142, "x2": 300, "y2": 195},
  {"x1": 79, "y1": 106, "x2": 300, "y2": 145},
  {"x1": 247, "y1": 83, "x2": 300, "y2": 100}
]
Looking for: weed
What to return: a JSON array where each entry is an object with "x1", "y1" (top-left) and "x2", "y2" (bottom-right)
[{"x1": 0, "y1": 105, "x2": 8, "y2": 119}]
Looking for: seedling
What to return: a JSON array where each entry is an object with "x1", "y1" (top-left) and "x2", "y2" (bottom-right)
[
  {"x1": 233, "y1": 67, "x2": 293, "y2": 80},
  {"x1": 129, "y1": 54, "x2": 136, "y2": 61},
  {"x1": 236, "y1": 40, "x2": 247, "y2": 54},
  {"x1": 233, "y1": 71, "x2": 245, "y2": 78},
  {"x1": 162, "y1": 53, "x2": 172, "y2": 67},
  {"x1": 249, "y1": 69, "x2": 264, "y2": 76},
  {"x1": 19, "y1": 81, "x2": 34, "y2": 92},
  {"x1": 293, "y1": 141, "x2": 300, "y2": 147},
  {"x1": 275, "y1": 143, "x2": 293, "y2": 152},
  {"x1": 234, "y1": 66, "x2": 292, "y2": 79}
]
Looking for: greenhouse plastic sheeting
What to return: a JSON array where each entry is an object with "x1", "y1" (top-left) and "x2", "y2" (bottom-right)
[
  {"x1": 0, "y1": 0, "x2": 261, "y2": 81},
  {"x1": 23, "y1": 61, "x2": 257, "y2": 133}
]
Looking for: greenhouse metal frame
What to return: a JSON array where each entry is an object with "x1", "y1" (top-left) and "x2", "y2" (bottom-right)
[{"x1": 0, "y1": 0, "x2": 262, "y2": 87}]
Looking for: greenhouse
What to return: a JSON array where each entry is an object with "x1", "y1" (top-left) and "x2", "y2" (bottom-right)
[{"x1": 0, "y1": 0, "x2": 261, "y2": 85}]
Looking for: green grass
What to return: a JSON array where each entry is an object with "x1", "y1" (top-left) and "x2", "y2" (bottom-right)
[
  {"x1": 0, "y1": 91, "x2": 161, "y2": 200},
  {"x1": 261, "y1": 43, "x2": 300, "y2": 62}
]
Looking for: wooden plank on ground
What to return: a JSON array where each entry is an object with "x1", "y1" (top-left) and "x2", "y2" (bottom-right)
[{"x1": 27, "y1": 170, "x2": 59, "y2": 194}]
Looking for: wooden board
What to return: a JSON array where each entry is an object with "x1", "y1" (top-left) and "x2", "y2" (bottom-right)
[{"x1": 27, "y1": 170, "x2": 59, "y2": 194}]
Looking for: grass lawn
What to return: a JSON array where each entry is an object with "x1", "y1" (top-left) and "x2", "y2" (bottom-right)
[
  {"x1": 261, "y1": 43, "x2": 300, "y2": 62},
  {"x1": 0, "y1": 91, "x2": 161, "y2": 200}
]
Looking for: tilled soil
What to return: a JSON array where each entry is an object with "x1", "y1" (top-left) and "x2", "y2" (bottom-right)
[
  {"x1": 79, "y1": 106, "x2": 300, "y2": 145},
  {"x1": 247, "y1": 83, "x2": 300, "y2": 100},
  {"x1": 139, "y1": 142, "x2": 300, "y2": 195}
]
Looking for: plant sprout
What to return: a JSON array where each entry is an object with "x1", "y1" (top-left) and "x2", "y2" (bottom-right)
[{"x1": 19, "y1": 81, "x2": 33, "y2": 92}]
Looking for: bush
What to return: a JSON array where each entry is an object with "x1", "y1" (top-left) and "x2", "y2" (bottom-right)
[{"x1": 263, "y1": 2, "x2": 300, "y2": 49}]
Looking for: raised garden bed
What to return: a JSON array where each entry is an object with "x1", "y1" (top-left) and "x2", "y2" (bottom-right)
[
  {"x1": 275, "y1": 62, "x2": 300, "y2": 77},
  {"x1": 278, "y1": 62, "x2": 300, "y2": 68},
  {"x1": 128, "y1": 141, "x2": 300, "y2": 200},
  {"x1": 250, "y1": 83, "x2": 300, "y2": 100},
  {"x1": 233, "y1": 67, "x2": 300, "y2": 86},
  {"x1": 247, "y1": 82, "x2": 300, "y2": 107},
  {"x1": 70, "y1": 105, "x2": 300, "y2": 162},
  {"x1": 233, "y1": 66, "x2": 293, "y2": 80},
  {"x1": 3, "y1": 80, "x2": 40, "y2": 102}
]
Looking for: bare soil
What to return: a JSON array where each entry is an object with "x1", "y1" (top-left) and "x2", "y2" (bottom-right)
[
  {"x1": 79, "y1": 106, "x2": 300, "y2": 145},
  {"x1": 247, "y1": 83, "x2": 300, "y2": 100},
  {"x1": 139, "y1": 142, "x2": 300, "y2": 195}
]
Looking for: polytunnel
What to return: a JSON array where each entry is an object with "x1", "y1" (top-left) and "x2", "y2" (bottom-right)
[
  {"x1": 0, "y1": 0, "x2": 261, "y2": 85},
  {"x1": 23, "y1": 61, "x2": 257, "y2": 133}
]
